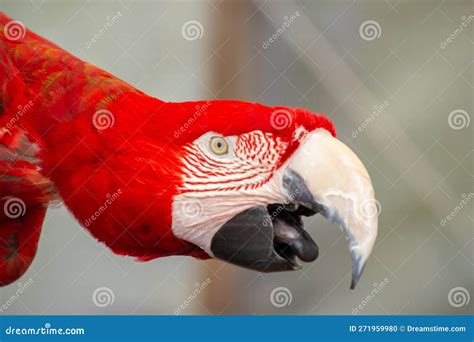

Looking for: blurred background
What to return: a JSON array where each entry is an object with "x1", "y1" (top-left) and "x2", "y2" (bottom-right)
[{"x1": 0, "y1": 0, "x2": 472, "y2": 315}]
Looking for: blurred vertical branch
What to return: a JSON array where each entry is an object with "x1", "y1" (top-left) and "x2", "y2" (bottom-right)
[{"x1": 201, "y1": 0, "x2": 256, "y2": 314}]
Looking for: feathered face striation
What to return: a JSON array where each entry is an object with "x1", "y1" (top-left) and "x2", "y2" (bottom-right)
[{"x1": 173, "y1": 130, "x2": 296, "y2": 254}]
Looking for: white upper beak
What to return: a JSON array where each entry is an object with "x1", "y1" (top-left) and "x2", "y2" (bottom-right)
[{"x1": 286, "y1": 129, "x2": 378, "y2": 289}]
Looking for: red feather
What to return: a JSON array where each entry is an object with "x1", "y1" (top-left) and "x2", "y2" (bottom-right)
[{"x1": 0, "y1": 12, "x2": 335, "y2": 285}]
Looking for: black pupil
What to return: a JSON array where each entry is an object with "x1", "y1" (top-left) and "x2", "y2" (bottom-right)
[{"x1": 217, "y1": 142, "x2": 222, "y2": 148}]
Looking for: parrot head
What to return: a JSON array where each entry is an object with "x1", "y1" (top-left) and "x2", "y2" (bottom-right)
[{"x1": 56, "y1": 95, "x2": 378, "y2": 289}]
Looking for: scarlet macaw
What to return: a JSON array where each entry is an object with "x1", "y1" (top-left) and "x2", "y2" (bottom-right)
[{"x1": 0, "y1": 13, "x2": 378, "y2": 289}]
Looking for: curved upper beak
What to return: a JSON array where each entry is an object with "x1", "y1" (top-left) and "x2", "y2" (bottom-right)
[
  {"x1": 209, "y1": 128, "x2": 377, "y2": 290},
  {"x1": 284, "y1": 129, "x2": 378, "y2": 289}
]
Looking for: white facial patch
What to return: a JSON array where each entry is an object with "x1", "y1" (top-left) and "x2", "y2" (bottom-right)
[{"x1": 171, "y1": 131, "x2": 289, "y2": 255}]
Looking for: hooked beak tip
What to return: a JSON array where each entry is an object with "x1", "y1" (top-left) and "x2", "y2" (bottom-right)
[
  {"x1": 350, "y1": 252, "x2": 367, "y2": 290},
  {"x1": 285, "y1": 129, "x2": 378, "y2": 290},
  {"x1": 350, "y1": 273, "x2": 359, "y2": 291}
]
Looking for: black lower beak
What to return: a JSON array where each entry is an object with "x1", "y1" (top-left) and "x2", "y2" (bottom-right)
[{"x1": 210, "y1": 206, "x2": 318, "y2": 272}]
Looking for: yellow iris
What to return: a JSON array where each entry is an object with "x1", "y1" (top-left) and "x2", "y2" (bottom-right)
[{"x1": 209, "y1": 136, "x2": 228, "y2": 155}]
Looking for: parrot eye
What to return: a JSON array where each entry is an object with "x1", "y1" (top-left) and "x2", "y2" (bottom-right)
[{"x1": 209, "y1": 136, "x2": 229, "y2": 155}]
